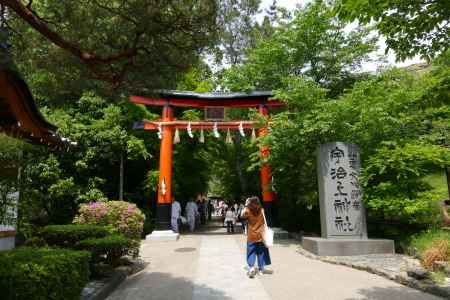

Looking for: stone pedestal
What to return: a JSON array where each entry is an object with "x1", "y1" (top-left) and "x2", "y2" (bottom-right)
[
  {"x1": 302, "y1": 237, "x2": 394, "y2": 256},
  {"x1": 272, "y1": 227, "x2": 290, "y2": 240},
  {"x1": 145, "y1": 230, "x2": 179, "y2": 242}
]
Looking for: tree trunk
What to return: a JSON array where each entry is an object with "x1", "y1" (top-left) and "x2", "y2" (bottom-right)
[
  {"x1": 119, "y1": 151, "x2": 124, "y2": 201},
  {"x1": 233, "y1": 133, "x2": 247, "y2": 199},
  {"x1": 446, "y1": 167, "x2": 450, "y2": 199}
]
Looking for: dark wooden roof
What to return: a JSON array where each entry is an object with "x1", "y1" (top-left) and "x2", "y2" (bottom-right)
[
  {"x1": 131, "y1": 90, "x2": 284, "y2": 108},
  {"x1": 0, "y1": 68, "x2": 73, "y2": 146},
  {"x1": 158, "y1": 90, "x2": 273, "y2": 100}
]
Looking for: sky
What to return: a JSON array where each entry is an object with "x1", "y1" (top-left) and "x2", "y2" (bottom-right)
[{"x1": 259, "y1": 0, "x2": 424, "y2": 72}]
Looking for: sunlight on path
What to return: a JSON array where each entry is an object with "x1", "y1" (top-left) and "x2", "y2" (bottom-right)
[{"x1": 193, "y1": 235, "x2": 271, "y2": 300}]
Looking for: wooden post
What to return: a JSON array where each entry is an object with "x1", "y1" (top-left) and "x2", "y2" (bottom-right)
[
  {"x1": 258, "y1": 105, "x2": 275, "y2": 225},
  {"x1": 155, "y1": 105, "x2": 174, "y2": 230}
]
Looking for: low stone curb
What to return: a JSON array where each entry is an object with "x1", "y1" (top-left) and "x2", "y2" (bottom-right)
[
  {"x1": 81, "y1": 258, "x2": 147, "y2": 300},
  {"x1": 297, "y1": 247, "x2": 450, "y2": 299},
  {"x1": 81, "y1": 270, "x2": 127, "y2": 300}
]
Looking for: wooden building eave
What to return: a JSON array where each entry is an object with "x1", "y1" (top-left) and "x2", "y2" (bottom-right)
[{"x1": 0, "y1": 69, "x2": 72, "y2": 146}]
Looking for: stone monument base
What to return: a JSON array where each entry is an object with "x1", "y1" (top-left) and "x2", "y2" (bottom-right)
[
  {"x1": 145, "y1": 230, "x2": 179, "y2": 242},
  {"x1": 272, "y1": 227, "x2": 290, "y2": 240},
  {"x1": 302, "y1": 237, "x2": 394, "y2": 256}
]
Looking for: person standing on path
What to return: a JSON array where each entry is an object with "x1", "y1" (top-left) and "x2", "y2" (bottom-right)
[
  {"x1": 186, "y1": 198, "x2": 199, "y2": 232},
  {"x1": 207, "y1": 200, "x2": 214, "y2": 221},
  {"x1": 237, "y1": 202, "x2": 246, "y2": 234},
  {"x1": 241, "y1": 196, "x2": 272, "y2": 278},
  {"x1": 224, "y1": 207, "x2": 237, "y2": 233},
  {"x1": 171, "y1": 197, "x2": 181, "y2": 233}
]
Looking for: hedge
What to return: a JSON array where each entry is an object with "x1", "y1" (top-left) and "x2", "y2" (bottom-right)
[
  {"x1": 77, "y1": 234, "x2": 132, "y2": 266},
  {"x1": 38, "y1": 224, "x2": 110, "y2": 248},
  {"x1": 0, "y1": 247, "x2": 90, "y2": 300}
]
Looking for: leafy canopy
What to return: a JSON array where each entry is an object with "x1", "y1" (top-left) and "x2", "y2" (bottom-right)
[
  {"x1": 336, "y1": 0, "x2": 450, "y2": 61},
  {"x1": 221, "y1": 0, "x2": 377, "y2": 97},
  {"x1": 5, "y1": 0, "x2": 218, "y2": 101}
]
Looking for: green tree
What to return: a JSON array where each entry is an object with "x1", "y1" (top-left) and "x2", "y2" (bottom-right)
[
  {"x1": 221, "y1": 0, "x2": 377, "y2": 97},
  {"x1": 336, "y1": 0, "x2": 450, "y2": 61},
  {"x1": 266, "y1": 53, "x2": 450, "y2": 232},
  {"x1": 215, "y1": 0, "x2": 261, "y2": 65},
  {"x1": 1, "y1": 0, "x2": 218, "y2": 101},
  {"x1": 0, "y1": 134, "x2": 23, "y2": 225},
  {"x1": 16, "y1": 92, "x2": 155, "y2": 227}
]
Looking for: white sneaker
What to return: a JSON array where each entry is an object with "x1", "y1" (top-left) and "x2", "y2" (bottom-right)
[
  {"x1": 262, "y1": 267, "x2": 274, "y2": 274},
  {"x1": 247, "y1": 267, "x2": 256, "y2": 278}
]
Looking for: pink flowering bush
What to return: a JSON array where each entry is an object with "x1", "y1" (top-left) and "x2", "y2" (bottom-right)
[{"x1": 74, "y1": 201, "x2": 145, "y2": 240}]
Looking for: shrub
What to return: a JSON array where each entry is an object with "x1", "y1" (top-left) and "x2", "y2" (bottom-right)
[
  {"x1": 74, "y1": 201, "x2": 145, "y2": 240},
  {"x1": 0, "y1": 247, "x2": 90, "y2": 300},
  {"x1": 408, "y1": 228, "x2": 450, "y2": 256},
  {"x1": 422, "y1": 239, "x2": 450, "y2": 270},
  {"x1": 38, "y1": 224, "x2": 110, "y2": 248},
  {"x1": 77, "y1": 234, "x2": 132, "y2": 266},
  {"x1": 363, "y1": 143, "x2": 450, "y2": 227}
]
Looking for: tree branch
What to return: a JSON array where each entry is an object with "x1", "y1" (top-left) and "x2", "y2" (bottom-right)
[{"x1": 1, "y1": 0, "x2": 142, "y2": 86}]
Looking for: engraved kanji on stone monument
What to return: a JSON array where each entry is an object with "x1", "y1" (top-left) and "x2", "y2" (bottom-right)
[{"x1": 317, "y1": 142, "x2": 367, "y2": 239}]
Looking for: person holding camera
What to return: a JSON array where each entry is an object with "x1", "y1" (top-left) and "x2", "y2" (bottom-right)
[{"x1": 240, "y1": 196, "x2": 272, "y2": 278}]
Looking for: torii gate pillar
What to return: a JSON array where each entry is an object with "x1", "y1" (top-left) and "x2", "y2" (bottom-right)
[
  {"x1": 258, "y1": 105, "x2": 276, "y2": 226},
  {"x1": 147, "y1": 105, "x2": 179, "y2": 241},
  {"x1": 155, "y1": 105, "x2": 174, "y2": 230}
]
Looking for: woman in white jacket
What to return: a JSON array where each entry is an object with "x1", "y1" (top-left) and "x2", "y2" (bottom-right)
[
  {"x1": 224, "y1": 207, "x2": 237, "y2": 233},
  {"x1": 186, "y1": 199, "x2": 198, "y2": 232}
]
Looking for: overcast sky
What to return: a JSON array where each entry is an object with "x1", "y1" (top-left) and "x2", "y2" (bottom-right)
[{"x1": 259, "y1": 0, "x2": 423, "y2": 72}]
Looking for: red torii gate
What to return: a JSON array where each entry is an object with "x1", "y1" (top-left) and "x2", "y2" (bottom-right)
[{"x1": 131, "y1": 90, "x2": 284, "y2": 234}]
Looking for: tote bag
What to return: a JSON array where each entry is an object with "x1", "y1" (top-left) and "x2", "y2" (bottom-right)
[{"x1": 262, "y1": 210, "x2": 274, "y2": 247}]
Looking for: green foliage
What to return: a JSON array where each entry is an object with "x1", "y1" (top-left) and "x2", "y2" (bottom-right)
[
  {"x1": 38, "y1": 224, "x2": 110, "y2": 248},
  {"x1": 9, "y1": 0, "x2": 218, "y2": 101},
  {"x1": 336, "y1": 0, "x2": 450, "y2": 61},
  {"x1": 172, "y1": 140, "x2": 210, "y2": 201},
  {"x1": 21, "y1": 154, "x2": 79, "y2": 225},
  {"x1": 76, "y1": 234, "x2": 132, "y2": 266},
  {"x1": 205, "y1": 134, "x2": 261, "y2": 201},
  {"x1": 3, "y1": 0, "x2": 449, "y2": 247},
  {"x1": 0, "y1": 135, "x2": 21, "y2": 226},
  {"x1": 215, "y1": 0, "x2": 262, "y2": 65},
  {"x1": 37, "y1": 223, "x2": 135, "y2": 266},
  {"x1": 430, "y1": 271, "x2": 447, "y2": 285},
  {"x1": 265, "y1": 51, "x2": 450, "y2": 233},
  {"x1": 0, "y1": 247, "x2": 90, "y2": 300},
  {"x1": 74, "y1": 201, "x2": 145, "y2": 240},
  {"x1": 176, "y1": 62, "x2": 215, "y2": 92},
  {"x1": 221, "y1": 1, "x2": 377, "y2": 97},
  {"x1": 16, "y1": 92, "x2": 155, "y2": 230},
  {"x1": 408, "y1": 228, "x2": 450, "y2": 257}
]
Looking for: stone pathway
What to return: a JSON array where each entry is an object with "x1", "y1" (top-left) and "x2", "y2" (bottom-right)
[
  {"x1": 296, "y1": 248, "x2": 450, "y2": 298},
  {"x1": 107, "y1": 223, "x2": 443, "y2": 300},
  {"x1": 193, "y1": 235, "x2": 271, "y2": 300}
]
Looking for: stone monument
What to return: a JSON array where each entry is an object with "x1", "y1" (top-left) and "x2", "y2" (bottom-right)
[{"x1": 302, "y1": 142, "x2": 394, "y2": 256}]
